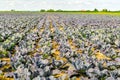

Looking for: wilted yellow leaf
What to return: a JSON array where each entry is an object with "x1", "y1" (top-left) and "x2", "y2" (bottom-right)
[
  {"x1": 55, "y1": 56, "x2": 67, "y2": 62},
  {"x1": 52, "y1": 45, "x2": 56, "y2": 49},
  {"x1": 39, "y1": 52, "x2": 43, "y2": 54},
  {"x1": 59, "y1": 27, "x2": 63, "y2": 30},
  {"x1": 71, "y1": 45, "x2": 76, "y2": 50},
  {"x1": 77, "y1": 49, "x2": 83, "y2": 54},
  {"x1": 52, "y1": 41, "x2": 59, "y2": 49},
  {"x1": 32, "y1": 28, "x2": 37, "y2": 32},
  {"x1": 53, "y1": 71, "x2": 65, "y2": 78},
  {"x1": 40, "y1": 28, "x2": 44, "y2": 32},
  {"x1": 95, "y1": 51, "x2": 111, "y2": 60},
  {"x1": 61, "y1": 57, "x2": 67, "y2": 62},
  {"x1": 0, "y1": 76, "x2": 14, "y2": 80},
  {"x1": 52, "y1": 49, "x2": 61, "y2": 59},
  {"x1": 55, "y1": 56, "x2": 61, "y2": 60},
  {"x1": 91, "y1": 47, "x2": 95, "y2": 52},
  {"x1": 50, "y1": 27, "x2": 54, "y2": 33},
  {"x1": 65, "y1": 63, "x2": 75, "y2": 71},
  {"x1": 115, "y1": 49, "x2": 120, "y2": 53},
  {"x1": 68, "y1": 39, "x2": 77, "y2": 50},
  {"x1": 68, "y1": 39, "x2": 73, "y2": 45},
  {"x1": 103, "y1": 62, "x2": 107, "y2": 67},
  {"x1": 54, "y1": 50, "x2": 60, "y2": 55},
  {"x1": 76, "y1": 77, "x2": 80, "y2": 80},
  {"x1": 0, "y1": 58, "x2": 10, "y2": 62},
  {"x1": 36, "y1": 45, "x2": 40, "y2": 49}
]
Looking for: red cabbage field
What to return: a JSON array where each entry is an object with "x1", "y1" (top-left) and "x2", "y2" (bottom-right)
[{"x1": 0, "y1": 13, "x2": 120, "y2": 80}]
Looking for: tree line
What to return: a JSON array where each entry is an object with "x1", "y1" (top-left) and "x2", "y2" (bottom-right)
[
  {"x1": 9, "y1": 9, "x2": 120, "y2": 12},
  {"x1": 40, "y1": 9, "x2": 112, "y2": 12}
]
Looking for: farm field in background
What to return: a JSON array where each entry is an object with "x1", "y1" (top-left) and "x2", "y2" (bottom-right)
[
  {"x1": 0, "y1": 12, "x2": 120, "y2": 80},
  {"x1": 0, "y1": 11, "x2": 120, "y2": 15}
]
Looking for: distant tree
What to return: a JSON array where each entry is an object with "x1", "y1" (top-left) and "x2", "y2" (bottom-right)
[
  {"x1": 40, "y1": 9, "x2": 46, "y2": 12},
  {"x1": 94, "y1": 8, "x2": 98, "y2": 12},
  {"x1": 11, "y1": 9, "x2": 15, "y2": 12},
  {"x1": 47, "y1": 9, "x2": 54, "y2": 12},
  {"x1": 86, "y1": 10, "x2": 91, "y2": 12},
  {"x1": 102, "y1": 9, "x2": 108, "y2": 12}
]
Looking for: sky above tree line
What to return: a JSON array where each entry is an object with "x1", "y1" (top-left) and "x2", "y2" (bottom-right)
[{"x1": 0, "y1": 0, "x2": 119, "y2": 11}]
